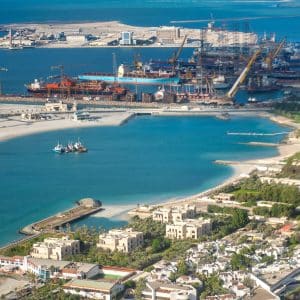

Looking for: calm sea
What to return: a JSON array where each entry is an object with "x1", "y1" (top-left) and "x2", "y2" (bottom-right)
[
  {"x1": 1, "y1": 0, "x2": 300, "y2": 40},
  {"x1": 0, "y1": 115, "x2": 290, "y2": 245}
]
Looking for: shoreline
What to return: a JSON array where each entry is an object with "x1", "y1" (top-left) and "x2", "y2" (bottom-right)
[
  {"x1": 147, "y1": 113, "x2": 300, "y2": 210},
  {"x1": 1, "y1": 105, "x2": 300, "y2": 245}
]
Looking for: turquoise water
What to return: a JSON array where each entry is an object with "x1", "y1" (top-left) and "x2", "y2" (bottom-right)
[
  {"x1": 0, "y1": 115, "x2": 290, "y2": 245},
  {"x1": 0, "y1": 0, "x2": 298, "y2": 246}
]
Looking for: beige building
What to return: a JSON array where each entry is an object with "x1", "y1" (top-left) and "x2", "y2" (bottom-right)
[
  {"x1": 166, "y1": 218, "x2": 212, "y2": 240},
  {"x1": 152, "y1": 205, "x2": 196, "y2": 224},
  {"x1": 97, "y1": 228, "x2": 143, "y2": 253},
  {"x1": 156, "y1": 26, "x2": 181, "y2": 44},
  {"x1": 31, "y1": 236, "x2": 80, "y2": 260}
]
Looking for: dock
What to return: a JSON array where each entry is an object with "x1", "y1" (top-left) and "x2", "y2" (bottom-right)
[{"x1": 20, "y1": 198, "x2": 103, "y2": 235}]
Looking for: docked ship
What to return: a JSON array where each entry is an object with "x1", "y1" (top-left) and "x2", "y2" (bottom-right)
[
  {"x1": 26, "y1": 77, "x2": 127, "y2": 97},
  {"x1": 78, "y1": 64, "x2": 180, "y2": 85}
]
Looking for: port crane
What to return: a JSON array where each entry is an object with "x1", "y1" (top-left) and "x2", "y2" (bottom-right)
[
  {"x1": 51, "y1": 65, "x2": 65, "y2": 82},
  {"x1": 226, "y1": 47, "x2": 262, "y2": 99},
  {"x1": 0, "y1": 67, "x2": 8, "y2": 95},
  {"x1": 264, "y1": 38, "x2": 286, "y2": 70},
  {"x1": 168, "y1": 34, "x2": 188, "y2": 65}
]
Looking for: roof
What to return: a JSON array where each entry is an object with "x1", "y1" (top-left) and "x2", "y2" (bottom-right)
[
  {"x1": 0, "y1": 256, "x2": 24, "y2": 261},
  {"x1": 147, "y1": 281, "x2": 194, "y2": 291},
  {"x1": 28, "y1": 258, "x2": 70, "y2": 269},
  {"x1": 63, "y1": 279, "x2": 116, "y2": 292},
  {"x1": 102, "y1": 266, "x2": 136, "y2": 273}
]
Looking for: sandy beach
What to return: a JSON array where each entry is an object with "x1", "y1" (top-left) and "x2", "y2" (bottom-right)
[{"x1": 0, "y1": 104, "x2": 134, "y2": 142}]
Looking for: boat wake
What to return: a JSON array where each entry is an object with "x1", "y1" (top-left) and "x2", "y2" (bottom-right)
[{"x1": 227, "y1": 131, "x2": 289, "y2": 136}]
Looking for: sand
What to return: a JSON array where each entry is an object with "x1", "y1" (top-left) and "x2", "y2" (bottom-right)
[{"x1": 0, "y1": 109, "x2": 134, "y2": 142}]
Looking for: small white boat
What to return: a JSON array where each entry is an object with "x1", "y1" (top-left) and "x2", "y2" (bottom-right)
[
  {"x1": 52, "y1": 143, "x2": 65, "y2": 154},
  {"x1": 248, "y1": 97, "x2": 257, "y2": 103}
]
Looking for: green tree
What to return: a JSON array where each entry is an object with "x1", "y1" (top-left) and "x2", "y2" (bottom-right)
[
  {"x1": 135, "y1": 278, "x2": 146, "y2": 300},
  {"x1": 230, "y1": 253, "x2": 251, "y2": 270},
  {"x1": 177, "y1": 259, "x2": 189, "y2": 276}
]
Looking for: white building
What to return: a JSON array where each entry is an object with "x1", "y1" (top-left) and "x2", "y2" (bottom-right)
[
  {"x1": 0, "y1": 256, "x2": 26, "y2": 272},
  {"x1": 97, "y1": 228, "x2": 143, "y2": 253},
  {"x1": 63, "y1": 278, "x2": 124, "y2": 300},
  {"x1": 65, "y1": 34, "x2": 88, "y2": 44},
  {"x1": 120, "y1": 31, "x2": 134, "y2": 45},
  {"x1": 166, "y1": 218, "x2": 212, "y2": 240},
  {"x1": 142, "y1": 281, "x2": 197, "y2": 300},
  {"x1": 31, "y1": 236, "x2": 80, "y2": 260},
  {"x1": 26, "y1": 257, "x2": 99, "y2": 280}
]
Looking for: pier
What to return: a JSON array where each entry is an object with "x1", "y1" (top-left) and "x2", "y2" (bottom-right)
[{"x1": 20, "y1": 198, "x2": 103, "y2": 235}]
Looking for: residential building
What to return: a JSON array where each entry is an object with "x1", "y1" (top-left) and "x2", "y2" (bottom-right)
[
  {"x1": 31, "y1": 236, "x2": 80, "y2": 260},
  {"x1": 152, "y1": 205, "x2": 196, "y2": 224},
  {"x1": 166, "y1": 218, "x2": 212, "y2": 240},
  {"x1": 97, "y1": 228, "x2": 143, "y2": 253},
  {"x1": 142, "y1": 281, "x2": 197, "y2": 300},
  {"x1": 63, "y1": 279, "x2": 124, "y2": 300},
  {"x1": 0, "y1": 256, "x2": 26, "y2": 271},
  {"x1": 26, "y1": 257, "x2": 99, "y2": 280}
]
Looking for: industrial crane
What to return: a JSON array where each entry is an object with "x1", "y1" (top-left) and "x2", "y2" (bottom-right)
[
  {"x1": 264, "y1": 38, "x2": 286, "y2": 70},
  {"x1": 168, "y1": 34, "x2": 188, "y2": 65},
  {"x1": 0, "y1": 67, "x2": 8, "y2": 95},
  {"x1": 226, "y1": 47, "x2": 262, "y2": 99},
  {"x1": 51, "y1": 65, "x2": 65, "y2": 82}
]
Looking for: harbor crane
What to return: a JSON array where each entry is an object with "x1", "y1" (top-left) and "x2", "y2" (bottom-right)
[
  {"x1": 226, "y1": 47, "x2": 262, "y2": 99},
  {"x1": 264, "y1": 38, "x2": 286, "y2": 70},
  {"x1": 0, "y1": 67, "x2": 8, "y2": 95},
  {"x1": 51, "y1": 65, "x2": 65, "y2": 82},
  {"x1": 168, "y1": 34, "x2": 188, "y2": 65}
]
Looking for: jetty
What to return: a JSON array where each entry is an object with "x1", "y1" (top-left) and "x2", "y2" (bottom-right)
[{"x1": 20, "y1": 198, "x2": 103, "y2": 235}]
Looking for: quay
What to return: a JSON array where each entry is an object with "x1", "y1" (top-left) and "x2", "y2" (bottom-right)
[{"x1": 20, "y1": 198, "x2": 103, "y2": 235}]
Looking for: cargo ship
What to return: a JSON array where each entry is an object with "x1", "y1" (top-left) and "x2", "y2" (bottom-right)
[
  {"x1": 78, "y1": 64, "x2": 180, "y2": 85},
  {"x1": 26, "y1": 77, "x2": 127, "y2": 97}
]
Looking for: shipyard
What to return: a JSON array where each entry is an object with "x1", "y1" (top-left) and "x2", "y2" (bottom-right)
[{"x1": 0, "y1": 20, "x2": 300, "y2": 108}]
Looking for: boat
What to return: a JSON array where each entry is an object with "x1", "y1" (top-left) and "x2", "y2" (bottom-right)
[
  {"x1": 52, "y1": 143, "x2": 65, "y2": 154},
  {"x1": 74, "y1": 140, "x2": 88, "y2": 153},
  {"x1": 65, "y1": 142, "x2": 75, "y2": 153},
  {"x1": 248, "y1": 97, "x2": 257, "y2": 103},
  {"x1": 26, "y1": 77, "x2": 127, "y2": 97},
  {"x1": 78, "y1": 64, "x2": 180, "y2": 86},
  {"x1": 217, "y1": 112, "x2": 230, "y2": 120}
]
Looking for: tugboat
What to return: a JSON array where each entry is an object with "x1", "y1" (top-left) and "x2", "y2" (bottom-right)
[{"x1": 52, "y1": 143, "x2": 65, "y2": 154}]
